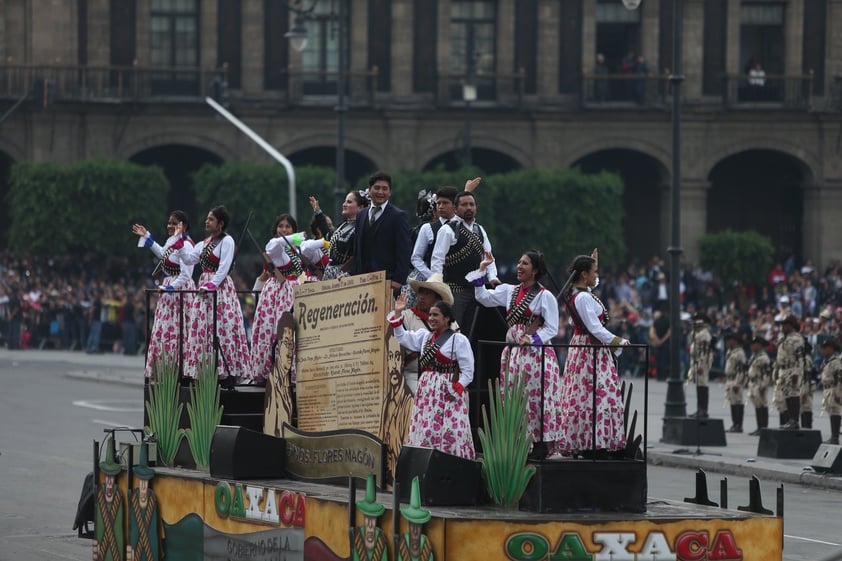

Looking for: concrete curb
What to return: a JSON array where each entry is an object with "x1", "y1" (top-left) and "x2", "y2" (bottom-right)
[
  {"x1": 648, "y1": 451, "x2": 842, "y2": 491},
  {"x1": 65, "y1": 369, "x2": 145, "y2": 388}
]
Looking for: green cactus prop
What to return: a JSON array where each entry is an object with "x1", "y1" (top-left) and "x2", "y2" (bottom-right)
[
  {"x1": 182, "y1": 355, "x2": 224, "y2": 471},
  {"x1": 477, "y1": 377, "x2": 536, "y2": 508},
  {"x1": 145, "y1": 353, "x2": 183, "y2": 467}
]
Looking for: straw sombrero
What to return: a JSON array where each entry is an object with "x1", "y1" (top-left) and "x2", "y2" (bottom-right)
[{"x1": 408, "y1": 273, "x2": 454, "y2": 306}]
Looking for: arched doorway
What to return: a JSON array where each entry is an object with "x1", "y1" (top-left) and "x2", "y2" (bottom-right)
[
  {"x1": 129, "y1": 145, "x2": 224, "y2": 224},
  {"x1": 0, "y1": 151, "x2": 14, "y2": 247},
  {"x1": 708, "y1": 149, "x2": 808, "y2": 260},
  {"x1": 287, "y1": 146, "x2": 377, "y2": 188},
  {"x1": 422, "y1": 148, "x2": 522, "y2": 175},
  {"x1": 572, "y1": 149, "x2": 667, "y2": 262}
]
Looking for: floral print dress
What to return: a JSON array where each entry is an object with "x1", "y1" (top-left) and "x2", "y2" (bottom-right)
[
  {"x1": 471, "y1": 277, "x2": 564, "y2": 452},
  {"x1": 391, "y1": 315, "x2": 476, "y2": 460},
  {"x1": 138, "y1": 232, "x2": 195, "y2": 378},
  {"x1": 176, "y1": 234, "x2": 249, "y2": 379},
  {"x1": 559, "y1": 289, "x2": 627, "y2": 453},
  {"x1": 248, "y1": 236, "x2": 303, "y2": 380}
]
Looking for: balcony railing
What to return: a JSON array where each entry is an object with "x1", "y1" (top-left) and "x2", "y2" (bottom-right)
[
  {"x1": 581, "y1": 72, "x2": 672, "y2": 109},
  {"x1": 722, "y1": 73, "x2": 814, "y2": 109},
  {"x1": 279, "y1": 67, "x2": 380, "y2": 107},
  {"x1": 434, "y1": 70, "x2": 528, "y2": 108},
  {"x1": 0, "y1": 64, "x2": 227, "y2": 102},
  {"x1": 0, "y1": 63, "x2": 821, "y2": 113}
]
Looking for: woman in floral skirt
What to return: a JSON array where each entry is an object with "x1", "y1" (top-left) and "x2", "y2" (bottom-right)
[
  {"x1": 173, "y1": 205, "x2": 249, "y2": 381},
  {"x1": 388, "y1": 293, "x2": 475, "y2": 460},
  {"x1": 559, "y1": 250, "x2": 629, "y2": 456},
  {"x1": 467, "y1": 250, "x2": 565, "y2": 458},
  {"x1": 132, "y1": 210, "x2": 195, "y2": 379},
  {"x1": 248, "y1": 213, "x2": 305, "y2": 380}
]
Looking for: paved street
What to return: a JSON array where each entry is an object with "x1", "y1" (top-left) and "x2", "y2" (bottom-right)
[{"x1": 0, "y1": 349, "x2": 840, "y2": 561}]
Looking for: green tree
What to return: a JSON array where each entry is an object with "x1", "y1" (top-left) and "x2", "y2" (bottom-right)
[
  {"x1": 192, "y1": 163, "x2": 336, "y2": 253},
  {"x1": 384, "y1": 167, "x2": 625, "y2": 279},
  {"x1": 8, "y1": 160, "x2": 168, "y2": 255},
  {"x1": 482, "y1": 168, "x2": 625, "y2": 277},
  {"x1": 698, "y1": 229, "x2": 774, "y2": 286}
]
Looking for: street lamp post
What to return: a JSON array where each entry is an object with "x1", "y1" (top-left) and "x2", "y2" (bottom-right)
[
  {"x1": 624, "y1": 0, "x2": 686, "y2": 417},
  {"x1": 286, "y1": 0, "x2": 348, "y2": 220}
]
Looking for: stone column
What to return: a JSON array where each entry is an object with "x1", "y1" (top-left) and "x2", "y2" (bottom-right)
[
  {"x1": 136, "y1": 0, "x2": 150, "y2": 65},
  {"x1": 350, "y1": 0, "x2": 368, "y2": 97},
  {"x1": 724, "y1": 0, "x2": 740, "y2": 104},
  {"x1": 87, "y1": 0, "x2": 110, "y2": 67},
  {"x1": 785, "y1": 0, "x2": 804, "y2": 76},
  {"x1": 828, "y1": 1, "x2": 842, "y2": 80},
  {"x1": 390, "y1": 0, "x2": 413, "y2": 95},
  {"x1": 1, "y1": 0, "x2": 27, "y2": 63},
  {"x1": 241, "y1": 1, "x2": 264, "y2": 94},
  {"x1": 201, "y1": 0, "x2": 217, "y2": 71},
  {"x1": 581, "y1": 0, "x2": 596, "y2": 83},
  {"x1": 679, "y1": 178, "x2": 710, "y2": 265},
  {"x1": 802, "y1": 181, "x2": 842, "y2": 267},
  {"x1": 683, "y1": 0, "x2": 704, "y2": 98},
  {"x1": 640, "y1": 0, "x2": 659, "y2": 67},
  {"x1": 436, "y1": 0, "x2": 451, "y2": 102},
  {"x1": 497, "y1": 0, "x2": 515, "y2": 97},
  {"x1": 536, "y1": 0, "x2": 559, "y2": 99}
]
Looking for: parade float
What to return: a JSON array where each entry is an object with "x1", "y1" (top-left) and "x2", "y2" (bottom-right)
[{"x1": 77, "y1": 272, "x2": 784, "y2": 561}]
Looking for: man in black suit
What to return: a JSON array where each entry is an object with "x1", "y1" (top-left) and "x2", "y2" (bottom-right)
[{"x1": 353, "y1": 171, "x2": 411, "y2": 294}]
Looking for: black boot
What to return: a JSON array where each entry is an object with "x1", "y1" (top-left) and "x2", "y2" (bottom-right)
[
  {"x1": 779, "y1": 410, "x2": 789, "y2": 428},
  {"x1": 734, "y1": 404, "x2": 744, "y2": 432},
  {"x1": 749, "y1": 407, "x2": 764, "y2": 436},
  {"x1": 783, "y1": 397, "x2": 800, "y2": 429},
  {"x1": 825, "y1": 415, "x2": 841, "y2": 444},
  {"x1": 800, "y1": 411, "x2": 813, "y2": 429},
  {"x1": 727, "y1": 405, "x2": 741, "y2": 432},
  {"x1": 690, "y1": 386, "x2": 709, "y2": 418}
]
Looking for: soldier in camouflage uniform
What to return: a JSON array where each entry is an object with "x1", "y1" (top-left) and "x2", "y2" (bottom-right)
[
  {"x1": 820, "y1": 338, "x2": 842, "y2": 444},
  {"x1": 747, "y1": 336, "x2": 772, "y2": 435},
  {"x1": 687, "y1": 312, "x2": 713, "y2": 418},
  {"x1": 800, "y1": 339, "x2": 816, "y2": 429},
  {"x1": 724, "y1": 332, "x2": 748, "y2": 433},
  {"x1": 772, "y1": 315, "x2": 804, "y2": 429}
]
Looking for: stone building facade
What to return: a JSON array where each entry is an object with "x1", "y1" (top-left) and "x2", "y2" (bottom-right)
[{"x1": 1, "y1": 0, "x2": 841, "y2": 264}]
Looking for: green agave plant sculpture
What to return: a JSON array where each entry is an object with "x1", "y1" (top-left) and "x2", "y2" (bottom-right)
[
  {"x1": 477, "y1": 376, "x2": 536, "y2": 509},
  {"x1": 145, "y1": 353, "x2": 183, "y2": 467},
  {"x1": 183, "y1": 355, "x2": 224, "y2": 471}
]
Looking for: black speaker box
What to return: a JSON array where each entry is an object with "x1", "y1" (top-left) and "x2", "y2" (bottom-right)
[
  {"x1": 811, "y1": 443, "x2": 842, "y2": 473},
  {"x1": 210, "y1": 425, "x2": 286, "y2": 479},
  {"x1": 661, "y1": 417, "x2": 727, "y2": 446},
  {"x1": 757, "y1": 428, "x2": 822, "y2": 459},
  {"x1": 394, "y1": 446, "x2": 482, "y2": 506}
]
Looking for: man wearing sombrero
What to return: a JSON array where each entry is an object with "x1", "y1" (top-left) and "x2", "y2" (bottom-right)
[
  {"x1": 687, "y1": 312, "x2": 713, "y2": 418},
  {"x1": 747, "y1": 336, "x2": 772, "y2": 435},
  {"x1": 773, "y1": 314, "x2": 805, "y2": 429},
  {"x1": 403, "y1": 274, "x2": 458, "y2": 394},
  {"x1": 398, "y1": 477, "x2": 434, "y2": 561},
  {"x1": 353, "y1": 474, "x2": 388, "y2": 561}
]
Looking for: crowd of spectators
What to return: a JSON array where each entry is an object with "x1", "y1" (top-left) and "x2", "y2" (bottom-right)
[
  {"x1": 576, "y1": 254, "x2": 842, "y2": 380},
  {"x1": 0, "y1": 251, "x2": 259, "y2": 354},
  {"x1": 4, "y1": 249, "x2": 842, "y2": 384}
]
